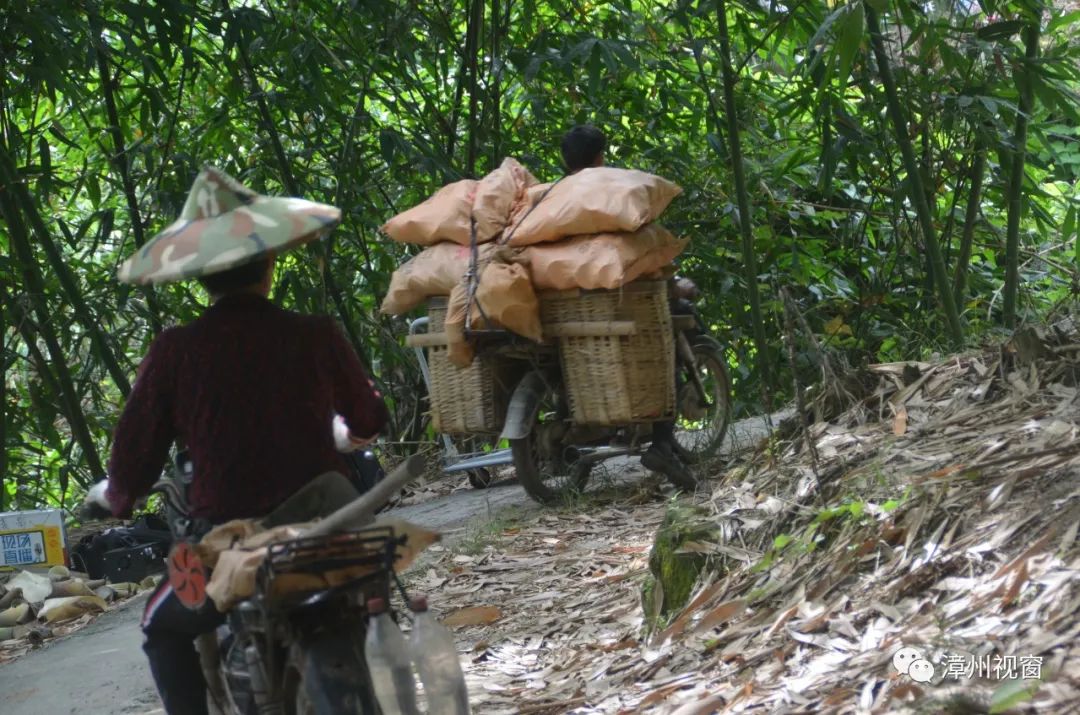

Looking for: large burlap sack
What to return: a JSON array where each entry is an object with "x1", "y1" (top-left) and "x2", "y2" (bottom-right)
[
  {"x1": 444, "y1": 281, "x2": 476, "y2": 368},
  {"x1": 474, "y1": 158, "x2": 538, "y2": 243},
  {"x1": 505, "y1": 167, "x2": 682, "y2": 246},
  {"x1": 507, "y1": 182, "x2": 553, "y2": 229},
  {"x1": 523, "y1": 224, "x2": 688, "y2": 291},
  {"x1": 475, "y1": 260, "x2": 543, "y2": 342},
  {"x1": 444, "y1": 258, "x2": 543, "y2": 367},
  {"x1": 381, "y1": 180, "x2": 478, "y2": 245},
  {"x1": 380, "y1": 242, "x2": 496, "y2": 315}
]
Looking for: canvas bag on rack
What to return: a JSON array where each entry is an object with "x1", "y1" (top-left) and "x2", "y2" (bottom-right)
[
  {"x1": 522, "y1": 223, "x2": 688, "y2": 291},
  {"x1": 443, "y1": 251, "x2": 543, "y2": 367},
  {"x1": 380, "y1": 242, "x2": 496, "y2": 315},
  {"x1": 381, "y1": 180, "x2": 478, "y2": 245},
  {"x1": 505, "y1": 167, "x2": 682, "y2": 246},
  {"x1": 473, "y1": 157, "x2": 538, "y2": 243},
  {"x1": 475, "y1": 256, "x2": 543, "y2": 342},
  {"x1": 444, "y1": 280, "x2": 476, "y2": 368}
]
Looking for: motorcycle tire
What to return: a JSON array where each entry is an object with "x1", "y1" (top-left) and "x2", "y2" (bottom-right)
[
  {"x1": 673, "y1": 336, "x2": 733, "y2": 461},
  {"x1": 510, "y1": 379, "x2": 592, "y2": 505},
  {"x1": 467, "y1": 468, "x2": 495, "y2": 489}
]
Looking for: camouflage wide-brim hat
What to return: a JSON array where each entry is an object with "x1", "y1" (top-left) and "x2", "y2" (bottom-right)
[{"x1": 117, "y1": 167, "x2": 342, "y2": 285}]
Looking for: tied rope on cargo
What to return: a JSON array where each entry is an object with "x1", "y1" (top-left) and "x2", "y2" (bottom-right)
[
  {"x1": 495, "y1": 177, "x2": 561, "y2": 248},
  {"x1": 463, "y1": 215, "x2": 492, "y2": 336},
  {"x1": 463, "y1": 178, "x2": 562, "y2": 336}
]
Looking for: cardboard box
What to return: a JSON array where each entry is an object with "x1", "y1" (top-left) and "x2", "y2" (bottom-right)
[{"x1": 0, "y1": 509, "x2": 68, "y2": 570}]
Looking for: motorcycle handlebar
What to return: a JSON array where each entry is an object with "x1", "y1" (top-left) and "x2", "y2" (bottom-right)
[{"x1": 301, "y1": 452, "x2": 426, "y2": 538}]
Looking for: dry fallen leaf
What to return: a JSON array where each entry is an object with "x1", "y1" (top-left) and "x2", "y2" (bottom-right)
[
  {"x1": 443, "y1": 605, "x2": 503, "y2": 627},
  {"x1": 694, "y1": 598, "x2": 748, "y2": 635},
  {"x1": 893, "y1": 406, "x2": 908, "y2": 436}
]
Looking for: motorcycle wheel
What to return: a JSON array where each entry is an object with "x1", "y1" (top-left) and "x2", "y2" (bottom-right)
[
  {"x1": 283, "y1": 665, "x2": 315, "y2": 715},
  {"x1": 673, "y1": 336, "x2": 733, "y2": 461},
  {"x1": 447, "y1": 435, "x2": 499, "y2": 489},
  {"x1": 510, "y1": 379, "x2": 592, "y2": 505},
  {"x1": 467, "y1": 468, "x2": 495, "y2": 489}
]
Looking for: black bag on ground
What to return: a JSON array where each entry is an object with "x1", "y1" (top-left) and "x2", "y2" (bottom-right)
[{"x1": 71, "y1": 514, "x2": 173, "y2": 583}]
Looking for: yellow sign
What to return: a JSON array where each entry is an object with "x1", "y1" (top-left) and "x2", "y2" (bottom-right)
[{"x1": 0, "y1": 510, "x2": 68, "y2": 570}]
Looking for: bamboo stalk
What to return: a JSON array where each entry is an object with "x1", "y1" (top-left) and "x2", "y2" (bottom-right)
[
  {"x1": 86, "y1": 8, "x2": 164, "y2": 334},
  {"x1": 490, "y1": 0, "x2": 503, "y2": 164},
  {"x1": 0, "y1": 278, "x2": 6, "y2": 510},
  {"x1": 465, "y1": 0, "x2": 484, "y2": 177},
  {"x1": 1003, "y1": 19, "x2": 1041, "y2": 328},
  {"x1": 866, "y1": 4, "x2": 964, "y2": 346},
  {"x1": 953, "y1": 145, "x2": 987, "y2": 307},
  {"x1": 328, "y1": 84, "x2": 377, "y2": 363},
  {"x1": 715, "y1": 0, "x2": 772, "y2": 398}
]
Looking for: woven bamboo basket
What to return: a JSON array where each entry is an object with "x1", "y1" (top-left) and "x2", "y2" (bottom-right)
[
  {"x1": 539, "y1": 280, "x2": 676, "y2": 426},
  {"x1": 425, "y1": 300, "x2": 519, "y2": 434}
]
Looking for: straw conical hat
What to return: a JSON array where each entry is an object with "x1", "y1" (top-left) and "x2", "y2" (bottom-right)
[{"x1": 117, "y1": 167, "x2": 341, "y2": 285}]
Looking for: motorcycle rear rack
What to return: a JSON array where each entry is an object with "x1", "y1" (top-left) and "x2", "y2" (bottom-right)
[
  {"x1": 216, "y1": 528, "x2": 410, "y2": 712},
  {"x1": 254, "y1": 526, "x2": 402, "y2": 608}
]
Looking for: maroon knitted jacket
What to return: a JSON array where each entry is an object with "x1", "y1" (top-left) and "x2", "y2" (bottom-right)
[{"x1": 107, "y1": 293, "x2": 388, "y2": 522}]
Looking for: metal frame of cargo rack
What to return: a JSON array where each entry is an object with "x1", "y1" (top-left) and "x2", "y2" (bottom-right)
[{"x1": 409, "y1": 316, "x2": 515, "y2": 475}]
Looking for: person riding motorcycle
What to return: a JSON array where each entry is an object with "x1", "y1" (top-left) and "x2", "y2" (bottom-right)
[
  {"x1": 83, "y1": 167, "x2": 388, "y2": 715},
  {"x1": 559, "y1": 125, "x2": 696, "y2": 481}
]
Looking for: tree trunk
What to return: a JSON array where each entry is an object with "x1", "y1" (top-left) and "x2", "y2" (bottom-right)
[
  {"x1": 681, "y1": 16, "x2": 727, "y2": 163},
  {"x1": 0, "y1": 147, "x2": 132, "y2": 396},
  {"x1": 866, "y1": 4, "x2": 964, "y2": 346},
  {"x1": 0, "y1": 192, "x2": 104, "y2": 482},
  {"x1": 86, "y1": 7, "x2": 164, "y2": 334},
  {"x1": 465, "y1": 0, "x2": 484, "y2": 177},
  {"x1": 953, "y1": 145, "x2": 987, "y2": 307},
  {"x1": 714, "y1": 0, "x2": 771, "y2": 398},
  {"x1": 0, "y1": 279, "x2": 6, "y2": 511},
  {"x1": 1002, "y1": 20, "x2": 1041, "y2": 328},
  {"x1": 490, "y1": 0, "x2": 502, "y2": 164}
]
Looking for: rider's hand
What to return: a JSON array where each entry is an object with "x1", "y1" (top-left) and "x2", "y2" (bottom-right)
[
  {"x1": 333, "y1": 414, "x2": 375, "y2": 453},
  {"x1": 80, "y1": 480, "x2": 114, "y2": 521}
]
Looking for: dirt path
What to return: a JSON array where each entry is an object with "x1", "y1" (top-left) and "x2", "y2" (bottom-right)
[{"x1": 0, "y1": 412, "x2": 784, "y2": 715}]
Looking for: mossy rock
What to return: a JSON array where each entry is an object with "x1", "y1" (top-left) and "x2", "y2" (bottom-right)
[{"x1": 641, "y1": 503, "x2": 724, "y2": 630}]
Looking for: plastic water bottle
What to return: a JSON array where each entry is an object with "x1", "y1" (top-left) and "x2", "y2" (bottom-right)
[
  {"x1": 408, "y1": 596, "x2": 470, "y2": 715},
  {"x1": 364, "y1": 597, "x2": 421, "y2": 715}
]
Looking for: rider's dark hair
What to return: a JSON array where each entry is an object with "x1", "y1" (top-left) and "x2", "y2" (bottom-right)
[
  {"x1": 198, "y1": 257, "x2": 272, "y2": 295},
  {"x1": 560, "y1": 125, "x2": 606, "y2": 174}
]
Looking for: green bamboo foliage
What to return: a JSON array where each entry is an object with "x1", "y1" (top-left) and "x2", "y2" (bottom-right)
[
  {"x1": 0, "y1": 0, "x2": 1077, "y2": 507},
  {"x1": 0, "y1": 148, "x2": 132, "y2": 397},
  {"x1": 865, "y1": 1, "x2": 964, "y2": 347},
  {"x1": 0, "y1": 189, "x2": 105, "y2": 483},
  {"x1": 714, "y1": 0, "x2": 772, "y2": 397}
]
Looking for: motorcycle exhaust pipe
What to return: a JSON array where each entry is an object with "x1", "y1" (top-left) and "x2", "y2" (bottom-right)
[{"x1": 301, "y1": 453, "x2": 426, "y2": 538}]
